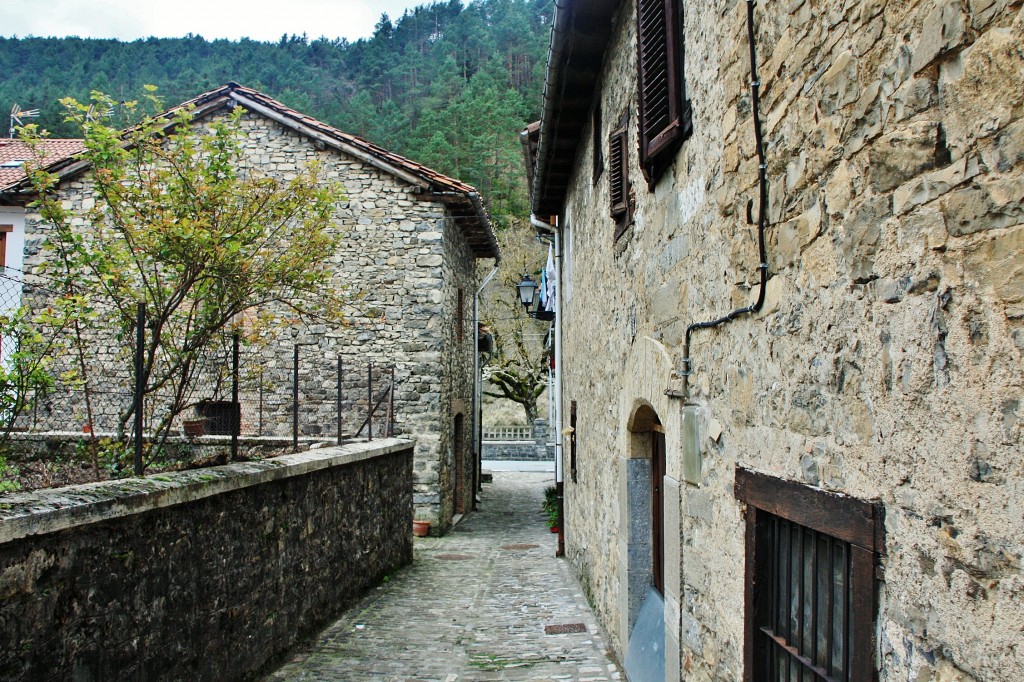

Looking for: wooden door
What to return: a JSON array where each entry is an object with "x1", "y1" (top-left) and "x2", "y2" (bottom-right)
[{"x1": 652, "y1": 430, "x2": 666, "y2": 594}]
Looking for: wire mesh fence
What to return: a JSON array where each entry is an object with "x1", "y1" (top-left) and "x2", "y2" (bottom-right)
[{"x1": 0, "y1": 266, "x2": 395, "y2": 473}]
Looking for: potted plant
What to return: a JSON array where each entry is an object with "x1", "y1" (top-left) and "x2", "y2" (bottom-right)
[
  {"x1": 543, "y1": 485, "x2": 559, "y2": 532},
  {"x1": 412, "y1": 519, "x2": 431, "y2": 537}
]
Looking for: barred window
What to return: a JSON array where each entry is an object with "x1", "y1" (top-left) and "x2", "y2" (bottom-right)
[
  {"x1": 735, "y1": 468, "x2": 885, "y2": 682},
  {"x1": 457, "y1": 288, "x2": 464, "y2": 342}
]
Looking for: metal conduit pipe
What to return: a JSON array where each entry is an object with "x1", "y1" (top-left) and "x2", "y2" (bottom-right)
[
  {"x1": 473, "y1": 265, "x2": 499, "y2": 507},
  {"x1": 680, "y1": 0, "x2": 771, "y2": 402}
]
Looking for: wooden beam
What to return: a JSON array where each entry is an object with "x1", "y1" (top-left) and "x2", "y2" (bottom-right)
[{"x1": 734, "y1": 467, "x2": 884, "y2": 553}]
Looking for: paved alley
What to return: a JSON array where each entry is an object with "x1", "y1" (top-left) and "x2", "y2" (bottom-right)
[{"x1": 264, "y1": 471, "x2": 623, "y2": 681}]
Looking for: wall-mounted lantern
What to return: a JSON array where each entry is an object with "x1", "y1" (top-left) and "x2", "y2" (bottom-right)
[
  {"x1": 516, "y1": 273, "x2": 554, "y2": 321},
  {"x1": 517, "y1": 274, "x2": 538, "y2": 312}
]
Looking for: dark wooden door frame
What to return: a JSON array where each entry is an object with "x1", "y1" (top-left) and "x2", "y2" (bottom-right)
[{"x1": 652, "y1": 429, "x2": 666, "y2": 595}]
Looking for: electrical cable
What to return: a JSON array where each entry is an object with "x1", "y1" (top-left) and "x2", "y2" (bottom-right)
[{"x1": 679, "y1": 0, "x2": 770, "y2": 401}]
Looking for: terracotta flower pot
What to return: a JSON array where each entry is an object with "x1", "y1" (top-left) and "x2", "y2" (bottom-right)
[
  {"x1": 412, "y1": 520, "x2": 431, "y2": 537},
  {"x1": 183, "y1": 419, "x2": 206, "y2": 439}
]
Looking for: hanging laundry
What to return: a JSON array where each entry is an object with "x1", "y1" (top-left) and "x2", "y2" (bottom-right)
[{"x1": 544, "y1": 243, "x2": 556, "y2": 312}]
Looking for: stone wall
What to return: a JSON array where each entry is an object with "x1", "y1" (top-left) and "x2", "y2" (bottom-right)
[
  {"x1": 482, "y1": 419, "x2": 554, "y2": 461},
  {"x1": 432, "y1": 182, "x2": 478, "y2": 524},
  {"x1": 558, "y1": 1, "x2": 1023, "y2": 680},
  {"x1": 20, "y1": 108, "x2": 482, "y2": 529},
  {"x1": 0, "y1": 439, "x2": 413, "y2": 681},
  {"x1": 481, "y1": 441, "x2": 553, "y2": 461}
]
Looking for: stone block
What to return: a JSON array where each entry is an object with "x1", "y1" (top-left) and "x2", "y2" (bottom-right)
[
  {"x1": 869, "y1": 122, "x2": 942, "y2": 193},
  {"x1": 771, "y1": 202, "x2": 821, "y2": 271},
  {"x1": 941, "y1": 177, "x2": 1024, "y2": 236},
  {"x1": 941, "y1": 27, "x2": 1024, "y2": 154},
  {"x1": 980, "y1": 117, "x2": 1024, "y2": 173},
  {"x1": 835, "y1": 194, "x2": 891, "y2": 283},
  {"x1": 911, "y1": 1, "x2": 966, "y2": 73},
  {"x1": 893, "y1": 157, "x2": 976, "y2": 216},
  {"x1": 964, "y1": 225, "x2": 1024, "y2": 305}
]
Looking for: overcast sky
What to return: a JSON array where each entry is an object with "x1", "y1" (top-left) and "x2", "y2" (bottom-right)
[{"x1": 1, "y1": 0, "x2": 427, "y2": 43}]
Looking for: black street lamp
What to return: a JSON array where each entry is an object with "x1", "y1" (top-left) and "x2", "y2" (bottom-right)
[{"x1": 517, "y1": 274, "x2": 538, "y2": 312}]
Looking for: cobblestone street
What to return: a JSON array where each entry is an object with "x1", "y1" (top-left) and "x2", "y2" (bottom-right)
[{"x1": 264, "y1": 471, "x2": 624, "y2": 681}]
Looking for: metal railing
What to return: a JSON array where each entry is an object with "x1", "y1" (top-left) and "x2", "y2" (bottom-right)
[
  {"x1": 0, "y1": 267, "x2": 395, "y2": 474},
  {"x1": 482, "y1": 425, "x2": 533, "y2": 441}
]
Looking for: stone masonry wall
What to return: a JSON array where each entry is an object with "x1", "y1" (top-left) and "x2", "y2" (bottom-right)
[
  {"x1": 0, "y1": 439, "x2": 414, "y2": 682},
  {"x1": 21, "y1": 108, "x2": 481, "y2": 528},
  {"x1": 434, "y1": 188, "x2": 478, "y2": 525},
  {"x1": 559, "y1": 1, "x2": 1023, "y2": 680}
]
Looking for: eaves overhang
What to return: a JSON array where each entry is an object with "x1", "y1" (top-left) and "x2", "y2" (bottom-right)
[{"x1": 530, "y1": 0, "x2": 618, "y2": 217}]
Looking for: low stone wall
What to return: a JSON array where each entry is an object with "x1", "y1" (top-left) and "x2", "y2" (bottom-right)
[
  {"x1": 481, "y1": 441, "x2": 554, "y2": 461},
  {"x1": 0, "y1": 438, "x2": 414, "y2": 682}
]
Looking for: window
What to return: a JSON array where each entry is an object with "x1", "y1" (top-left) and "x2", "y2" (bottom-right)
[
  {"x1": 735, "y1": 468, "x2": 885, "y2": 682},
  {"x1": 592, "y1": 102, "x2": 603, "y2": 185},
  {"x1": 456, "y1": 288, "x2": 464, "y2": 342},
  {"x1": 609, "y1": 112, "x2": 632, "y2": 239},
  {"x1": 0, "y1": 225, "x2": 12, "y2": 270},
  {"x1": 636, "y1": 0, "x2": 693, "y2": 187},
  {"x1": 569, "y1": 400, "x2": 577, "y2": 483}
]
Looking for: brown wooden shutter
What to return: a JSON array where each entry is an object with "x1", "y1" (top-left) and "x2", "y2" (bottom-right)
[
  {"x1": 637, "y1": 0, "x2": 692, "y2": 186},
  {"x1": 609, "y1": 124, "x2": 628, "y2": 221},
  {"x1": 609, "y1": 123, "x2": 633, "y2": 242}
]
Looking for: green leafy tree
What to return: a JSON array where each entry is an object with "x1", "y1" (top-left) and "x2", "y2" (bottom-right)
[
  {"x1": 0, "y1": 306, "x2": 60, "y2": 448},
  {"x1": 21, "y1": 88, "x2": 346, "y2": 461}
]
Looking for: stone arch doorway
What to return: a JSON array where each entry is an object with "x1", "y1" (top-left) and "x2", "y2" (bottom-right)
[
  {"x1": 622, "y1": 402, "x2": 667, "y2": 682},
  {"x1": 624, "y1": 403, "x2": 665, "y2": 606}
]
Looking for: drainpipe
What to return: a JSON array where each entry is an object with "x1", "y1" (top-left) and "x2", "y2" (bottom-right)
[
  {"x1": 474, "y1": 265, "x2": 499, "y2": 510},
  {"x1": 553, "y1": 224, "x2": 565, "y2": 558},
  {"x1": 531, "y1": 214, "x2": 555, "y2": 235},
  {"x1": 532, "y1": 213, "x2": 565, "y2": 556}
]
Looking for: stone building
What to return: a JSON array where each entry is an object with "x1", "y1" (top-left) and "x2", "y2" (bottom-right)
[
  {"x1": 527, "y1": 1, "x2": 1022, "y2": 680},
  {"x1": 0, "y1": 139, "x2": 85, "y2": 364},
  {"x1": 0, "y1": 83, "x2": 499, "y2": 531}
]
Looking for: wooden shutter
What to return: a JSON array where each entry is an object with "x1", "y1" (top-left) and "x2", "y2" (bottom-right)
[
  {"x1": 606, "y1": 124, "x2": 622, "y2": 215},
  {"x1": 609, "y1": 124, "x2": 629, "y2": 226},
  {"x1": 637, "y1": 0, "x2": 692, "y2": 186}
]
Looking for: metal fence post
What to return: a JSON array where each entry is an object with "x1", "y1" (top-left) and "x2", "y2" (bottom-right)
[
  {"x1": 388, "y1": 365, "x2": 395, "y2": 437},
  {"x1": 231, "y1": 331, "x2": 239, "y2": 461},
  {"x1": 293, "y1": 344, "x2": 299, "y2": 450},
  {"x1": 367, "y1": 361, "x2": 373, "y2": 442},
  {"x1": 337, "y1": 354, "x2": 343, "y2": 444},
  {"x1": 133, "y1": 302, "x2": 144, "y2": 476}
]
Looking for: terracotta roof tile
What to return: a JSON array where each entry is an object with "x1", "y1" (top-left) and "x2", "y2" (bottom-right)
[{"x1": 0, "y1": 138, "x2": 84, "y2": 188}]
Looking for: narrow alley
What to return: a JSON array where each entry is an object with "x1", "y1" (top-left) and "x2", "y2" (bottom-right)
[{"x1": 263, "y1": 471, "x2": 624, "y2": 681}]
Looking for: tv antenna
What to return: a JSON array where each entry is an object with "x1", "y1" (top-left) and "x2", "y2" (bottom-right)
[
  {"x1": 9, "y1": 104, "x2": 39, "y2": 138},
  {"x1": 85, "y1": 103, "x2": 113, "y2": 123}
]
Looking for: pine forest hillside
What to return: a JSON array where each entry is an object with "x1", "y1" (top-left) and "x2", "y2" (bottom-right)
[{"x1": 0, "y1": 0, "x2": 551, "y2": 221}]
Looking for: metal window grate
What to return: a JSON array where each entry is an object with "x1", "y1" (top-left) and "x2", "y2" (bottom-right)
[
  {"x1": 735, "y1": 468, "x2": 884, "y2": 682},
  {"x1": 761, "y1": 515, "x2": 852, "y2": 681}
]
